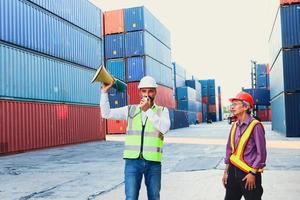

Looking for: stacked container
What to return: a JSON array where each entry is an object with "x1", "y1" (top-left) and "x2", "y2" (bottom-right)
[
  {"x1": 200, "y1": 79, "x2": 218, "y2": 122},
  {"x1": 200, "y1": 80, "x2": 208, "y2": 122},
  {"x1": 269, "y1": 1, "x2": 300, "y2": 136},
  {"x1": 103, "y1": 6, "x2": 175, "y2": 133},
  {"x1": 0, "y1": 0, "x2": 105, "y2": 154},
  {"x1": 217, "y1": 86, "x2": 223, "y2": 121}
]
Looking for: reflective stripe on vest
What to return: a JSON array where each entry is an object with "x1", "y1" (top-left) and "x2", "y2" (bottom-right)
[
  {"x1": 123, "y1": 105, "x2": 164, "y2": 162},
  {"x1": 229, "y1": 119, "x2": 264, "y2": 173}
]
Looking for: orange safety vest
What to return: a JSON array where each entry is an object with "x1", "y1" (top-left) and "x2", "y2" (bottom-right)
[{"x1": 229, "y1": 119, "x2": 264, "y2": 173}]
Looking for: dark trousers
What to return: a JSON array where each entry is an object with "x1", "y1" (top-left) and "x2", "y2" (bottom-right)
[{"x1": 225, "y1": 164, "x2": 263, "y2": 200}]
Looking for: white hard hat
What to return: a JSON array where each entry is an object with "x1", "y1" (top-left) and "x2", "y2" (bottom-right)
[{"x1": 138, "y1": 76, "x2": 158, "y2": 89}]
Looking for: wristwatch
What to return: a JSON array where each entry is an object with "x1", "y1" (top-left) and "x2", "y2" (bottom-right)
[{"x1": 249, "y1": 171, "x2": 256, "y2": 176}]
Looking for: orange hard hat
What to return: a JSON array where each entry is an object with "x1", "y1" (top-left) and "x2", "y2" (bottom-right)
[{"x1": 229, "y1": 91, "x2": 254, "y2": 108}]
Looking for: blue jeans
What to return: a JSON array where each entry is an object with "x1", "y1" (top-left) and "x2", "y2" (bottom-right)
[{"x1": 124, "y1": 159, "x2": 161, "y2": 200}]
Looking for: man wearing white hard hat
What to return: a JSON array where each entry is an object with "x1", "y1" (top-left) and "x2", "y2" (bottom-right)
[{"x1": 100, "y1": 76, "x2": 170, "y2": 200}]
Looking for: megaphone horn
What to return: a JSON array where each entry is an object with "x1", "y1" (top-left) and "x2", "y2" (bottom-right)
[{"x1": 91, "y1": 64, "x2": 114, "y2": 84}]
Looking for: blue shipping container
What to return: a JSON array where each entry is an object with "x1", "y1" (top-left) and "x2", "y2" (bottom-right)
[
  {"x1": 172, "y1": 62, "x2": 186, "y2": 79},
  {"x1": 202, "y1": 103, "x2": 208, "y2": 122},
  {"x1": 208, "y1": 113, "x2": 217, "y2": 122},
  {"x1": 124, "y1": 6, "x2": 171, "y2": 48},
  {"x1": 174, "y1": 74, "x2": 186, "y2": 88},
  {"x1": 188, "y1": 112, "x2": 197, "y2": 125},
  {"x1": 168, "y1": 108, "x2": 175, "y2": 130},
  {"x1": 108, "y1": 88, "x2": 127, "y2": 108},
  {"x1": 271, "y1": 92, "x2": 300, "y2": 137},
  {"x1": 176, "y1": 87, "x2": 197, "y2": 101},
  {"x1": 0, "y1": 43, "x2": 100, "y2": 104},
  {"x1": 28, "y1": 0, "x2": 103, "y2": 38},
  {"x1": 243, "y1": 88, "x2": 270, "y2": 105},
  {"x1": 270, "y1": 48, "x2": 300, "y2": 99},
  {"x1": 173, "y1": 110, "x2": 189, "y2": 129},
  {"x1": 126, "y1": 56, "x2": 173, "y2": 88},
  {"x1": 0, "y1": 0, "x2": 103, "y2": 69},
  {"x1": 200, "y1": 80, "x2": 208, "y2": 97},
  {"x1": 125, "y1": 31, "x2": 171, "y2": 67},
  {"x1": 256, "y1": 64, "x2": 267, "y2": 75},
  {"x1": 269, "y1": 4, "x2": 300, "y2": 67},
  {"x1": 105, "y1": 34, "x2": 125, "y2": 59},
  {"x1": 106, "y1": 58, "x2": 126, "y2": 82},
  {"x1": 195, "y1": 101, "x2": 202, "y2": 112},
  {"x1": 185, "y1": 80, "x2": 201, "y2": 92},
  {"x1": 256, "y1": 74, "x2": 269, "y2": 89},
  {"x1": 177, "y1": 100, "x2": 197, "y2": 112},
  {"x1": 208, "y1": 95, "x2": 216, "y2": 104}
]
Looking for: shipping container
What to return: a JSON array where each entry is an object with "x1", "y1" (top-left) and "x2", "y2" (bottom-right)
[
  {"x1": 188, "y1": 112, "x2": 197, "y2": 125},
  {"x1": 104, "y1": 34, "x2": 125, "y2": 59},
  {"x1": 126, "y1": 56, "x2": 173, "y2": 88},
  {"x1": 270, "y1": 48, "x2": 300, "y2": 99},
  {"x1": 176, "y1": 87, "x2": 197, "y2": 101},
  {"x1": 28, "y1": 0, "x2": 103, "y2": 37},
  {"x1": 256, "y1": 109, "x2": 272, "y2": 122},
  {"x1": 269, "y1": 4, "x2": 300, "y2": 66},
  {"x1": 173, "y1": 110, "x2": 189, "y2": 129},
  {"x1": 104, "y1": 9, "x2": 124, "y2": 35},
  {"x1": 106, "y1": 58, "x2": 126, "y2": 82},
  {"x1": 208, "y1": 105, "x2": 217, "y2": 113},
  {"x1": 0, "y1": 100, "x2": 106, "y2": 154},
  {"x1": 243, "y1": 88, "x2": 270, "y2": 105},
  {"x1": 185, "y1": 80, "x2": 201, "y2": 92},
  {"x1": 0, "y1": 0, "x2": 103, "y2": 69},
  {"x1": 202, "y1": 97, "x2": 208, "y2": 104},
  {"x1": 271, "y1": 92, "x2": 300, "y2": 137},
  {"x1": 107, "y1": 119, "x2": 127, "y2": 134},
  {"x1": 125, "y1": 31, "x2": 171, "y2": 67},
  {"x1": 108, "y1": 88, "x2": 127, "y2": 108},
  {"x1": 199, "y1": 80, "x2": 208, "y2": 97},
  {"x1": 168, "y1": 108, "x2": 175, "y2": 130},
  {"x1": 196, "y1": 112, "x2": 202, "y2": 123},
  {"x1": 208, "y1": 112, "x2": 217, "y2": 122},
  {"x1": 280, "y1": 0, "x2": 300, "y2": 5},
  {"x1": 177, "y1": 100, "x2": 197, "y2": 112},
  {"x1": 172, "y1": 62, "x2": 186, "y2": 79},
  {"x1": 256, "y1": 74, "x2": 270, "y2": 89},
  {"x1": 195, "y1": 101, "x2": 202, "y2": 112},
  {"x1": 202, "y1": 103, "x2": 208, "y2": 122},
  {"x1": 208, "y1": 95, "x2": 216, "y2": 104},
  {"x1": 0, "y1": 43, "x2": 100, "y2": 104},
  {"x1": 124, "y1": 6, "x2": 171, "y2": 48},
  {"x1": 256, "y1": 64, "x2": 268, "y2": 75},
  {"x1": 127, "y1": 82, "x2": 175, "y2": 108}
]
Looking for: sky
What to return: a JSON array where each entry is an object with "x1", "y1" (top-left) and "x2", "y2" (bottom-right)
[{"x1": 90, "y1": 0, "x2": 278, "y2": 106}]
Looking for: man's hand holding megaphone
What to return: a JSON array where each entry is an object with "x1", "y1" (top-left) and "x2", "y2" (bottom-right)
[{"x1": 101, "y1": 80, "x2": 115, "y2": 93}]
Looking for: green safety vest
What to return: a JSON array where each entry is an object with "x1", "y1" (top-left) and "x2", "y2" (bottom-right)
[{"x1": 124, "y1": 105, "x2": 165, "y2": 162}]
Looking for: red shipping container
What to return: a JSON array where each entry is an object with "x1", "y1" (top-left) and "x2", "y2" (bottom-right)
[
  {"x1": 257, "y1": 108, "x2": 272, "y2": 122},
  {"x1": 127, "y1": 82, "x2": 176, "y2": 108},
  {"x1": 104, "y1": 9, "x2": 124, "y2": 35},
  {"x1": 0, "y1": 100, "x2": 106, "y2": 155},
  {"x1": 202, "y1": 97, "x2": 208, "y2": 104},
  {"x1": 266, "y1": 63, "x2": 270, "y2": 75},
  {"x1": 196, "y1": 112, "x2": 202, "y2": 123},
  {"x1": 107, "y1": 119, "x2": 127, "y2": 134},
  {"x1": 208, "y1": 105, "x2": 217, "y2": 113},
  {"x1": 280, "y1": 0, "x2": 300, "y2": 5}
]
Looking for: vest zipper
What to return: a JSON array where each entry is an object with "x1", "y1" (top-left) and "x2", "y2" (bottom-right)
[{"x1": 139, "y1": 118, "x2": 148, "y2": 158}]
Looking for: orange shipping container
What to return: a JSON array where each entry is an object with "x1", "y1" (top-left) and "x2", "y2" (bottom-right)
[
  {"x1": 208, "y1": 105, "x2": 216, "y2": 113},
  {"x1": 104, "y1": 9, "x2": 124, "y2": 35},
  {"x1": 107, "y1": 119, "x2": 127, "y2": 134},
  {"x1": 280, "y1": 0, "x2": 300, "y2": 5},
  {"x1": 196, "y1": 112, "x2": 202, "y2": 123}
]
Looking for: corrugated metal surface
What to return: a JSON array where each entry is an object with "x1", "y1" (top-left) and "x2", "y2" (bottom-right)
[
  {"x1": 202, "y1": 97, "x2": 208, "y2": 104},
  {"x1": 124, "y1": 6, "x2": 171, "y2": 48},
  {"x1": 104, "y1": 9, "x2": 124, "y2": 35},
  {"x1": 127, "y1": 82, "x2": 175, "y2": 108},
  {"x1": 196, "y1": 112, "x2": 202, "y2": 123},
  {"x1": 270, "y1": 48, "x2": 300, "y2": 99},
  {"x1": 202, "y1": 103, "x2": 208, "y2": 122},
  {"x1": 281, "y1": 0, "x2": 300, "y2": 5},
  {"x1": 125, "y1": 31, "x2": 171, "y2": 67},
  {"x1": 195, "y1": 101, "x2": 202, "y2": 112},
  {"x1": 0, "y1": 43, "x2": 100, "y2": 104},
  {"x1": 209, "y1": 105, "x2": 216, "y2": 113},
  {"x1": 0, "y1": 0, "x2": 103, "y2": 69},
  {"x1": 200, "y1": 80, "x2": 208, "y2": 97},
  {"x1": 177, "y1": 100, "x2": 197, "y2": 111},
  {"x1": 185, "y1": 80, "x2": 201, "y2": 92},
  {"x1": 256, "y1": 64, "x2": 268, "y2": 75},
  {"x1": 257, "y1": 109, "x2": 272, "y2": 122},
  {"x1": 271, "y1": 92, "x2": 300, "y2": 137},
  {"x1": 168, "y1": 108, "x2": 175, "y2": 130},
  {"x1": 256, "y1": 74, "x2": 270, "y2": 89},
  {"x1": 106, "y1": 58, "x2": 126, "y2": 82},
  {"x1": 172, "y1": 62, "x2": 186, "y2": 79},
  {"x1": 173, "y1": 110, "x2": 189, "y2": 129},
  {"x1": 28, "y1": 0, "x2": 102, "y2": 37},
  {"x1": 176, "y1": 87, "x2": 197, "y2": 101},
  {"x1": 208, "y1": 112, "x2": 217, "y2": 122},
  {"x1": 188, "y1": 112, "x2": 197, "y2": 125},
  {"x1": 269, "y1": 4, "x2": 300, "y2": 67},
  {"x1": 243, "y1": 88, "x2": 270, "y2": 105},
  {"x1": 0, "y1": 100, "x2": 106, "y2": 154},
  {"x1": 126, "y1": 56, "x2": 173, "y2": 88},
  {"x1": 208, "y1": 95, "x2": 216, "y2": 104},
  {"x1": 107, "y1": 120, "x2": 127, "y2": 134},
  {"x1": 108, "y1": 88, "x2": 127, "y2": 108},
  {"x1": 104, "y1": 34, "x2": 125, "y2": 59}
]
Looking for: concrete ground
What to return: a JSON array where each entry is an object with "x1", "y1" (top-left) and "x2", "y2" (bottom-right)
[{"x1": 0, "y1": 121, "x2": 300, "y2": 200}]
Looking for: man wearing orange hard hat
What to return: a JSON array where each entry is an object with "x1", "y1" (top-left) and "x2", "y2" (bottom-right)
[{"x1": 222, "y1": 91, "x2": 267, "y2": 200}]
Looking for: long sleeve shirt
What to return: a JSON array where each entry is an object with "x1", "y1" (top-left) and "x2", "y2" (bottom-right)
[
  {"x1": 100, "y1": 92, "x2": 170, "y2": 134},
  {"x1": 225, "y1": 114, "x2": 267, "y2": 169}
]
